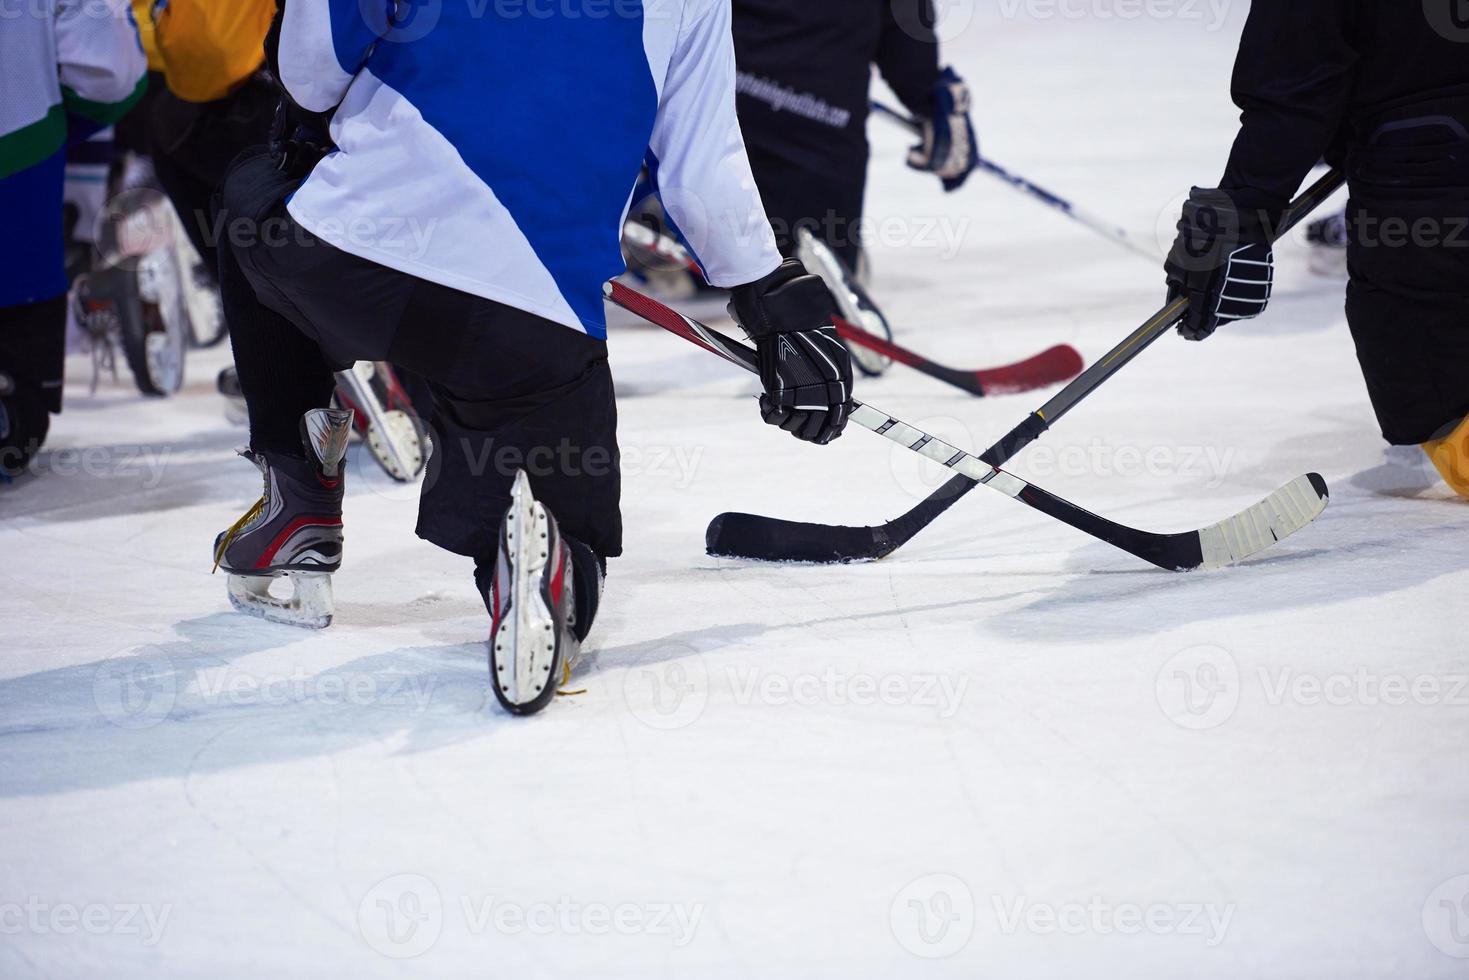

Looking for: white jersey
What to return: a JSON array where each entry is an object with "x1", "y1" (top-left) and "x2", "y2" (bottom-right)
[
  {"x1": 277, "y1": 0, "x2": 782, "y2": 338},
  {"x1": 0, "y1": 0, "x2": 146, "y2": 306}
]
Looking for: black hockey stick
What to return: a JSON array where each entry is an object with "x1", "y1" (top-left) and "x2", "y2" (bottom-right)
[
  {"x1": 605, "y1": 280, "x2": 1328, "y2": 572},
  {"x1": 706, "y1": 169, "x2": 1346, "y2": 563},
  {"x1": 872, "y1": 101, "x2": 1160, "y2": 262},
  {"x1": 620, "y1": 222, "x2": 1085, "y2": 398}
]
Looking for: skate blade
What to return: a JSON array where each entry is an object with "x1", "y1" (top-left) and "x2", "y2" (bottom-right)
[
  {"x1": 366, "y1": 410, "x2": 425, "y2": 482},
  {"x1": 492, "y1": 475, "x2": 560, "y2": 712},
  {"x1": 227, "y1": 572, "x2": 335, "y2": 629}
]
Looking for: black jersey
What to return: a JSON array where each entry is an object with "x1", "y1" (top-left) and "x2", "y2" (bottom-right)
[
  {"x1": 1222, "y1": 0, "x2": 1469, "y2": 214},
  {"x1": 731, "y1": 0, "x2": 943, "y2": 181}
]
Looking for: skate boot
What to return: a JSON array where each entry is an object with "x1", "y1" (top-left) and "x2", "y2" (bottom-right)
[
  {"x1": 484, "y1": 470, "x2": 603, "y2": 716},
  {"x1": 1425, "y1": 415, "x2": 1469, "y2": 500},
  {"x1": 213, "y1": 408, "x2": 354, "y2": 629},
  {"x1": 334, "y1": 361, "x2": 428, "y2": 483},
  {"x1": 795, "y1": 227, "x2": 894, "y2": 377}
]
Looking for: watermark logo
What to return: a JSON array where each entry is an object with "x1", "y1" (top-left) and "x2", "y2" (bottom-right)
[
  {"x1": 991, "y1": 896, "x2": 1233, "y2": 946},
  {"x1": 1423, "y1": 874, "x2": 1469, "y2": 958},
  {"x1": 358, "y1": 874, "x2": 444, "y2": 959},
  {"x1": 0, "y1": 899, "x2": 171, "y2": 946},
  {"x1": 891, "y1": 0, "x2": 976, "y2": 43},
  {"x1": 92, "y1": 650, "x2": 178, "y2": 730},
  {"x1": 889, "y1": 415, "x2": 975, "y2": 501},
  {"x1": 1155, "y1": 645, "x2": 1240, "y2": 731},
  {"x1": 1424, "y1": 0, "x2": 1469, "y2": 42},
  {"x1": 622, "y1": 651, "x2": 710, "y2": 731},
  {"x1": 890, "y1": 874, "x2": 976, "y2": 958}
]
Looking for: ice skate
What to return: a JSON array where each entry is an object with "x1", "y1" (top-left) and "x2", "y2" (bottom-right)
[
  {"x1": 213, "y1": 408, "x2": 354, "y2": 629},
  {"x1": 486, "y1": 471, "x2": 586, "y2": 716},
  {"x1": 334, "y1": 361, "x2": 428, "y2": 482},
  {"x1": 795, "y1": 228, "x2": 894, "y2": 377}
]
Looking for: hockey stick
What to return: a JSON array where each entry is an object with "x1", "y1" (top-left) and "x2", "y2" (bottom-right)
[
  {"x1": 620, "y1": 222, "x2": 1085, "y2": 398},
  {"x1": 706, "y1": 168, "x2": 1346, "y2": 563},
  {"x1": 605, "y1": 280, "x2": 1328, "y2": 572},
  {"x1": 872, "y1": 100, "x2": 1160, "y2": 263}
]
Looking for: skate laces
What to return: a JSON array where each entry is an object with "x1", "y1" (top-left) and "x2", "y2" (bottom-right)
[
  {"x1": 212, "y1": 496, "x2": 264, "y2": 573},
  {"x1": 212, "y1": 453, "x2": 269, "y2": 573}
]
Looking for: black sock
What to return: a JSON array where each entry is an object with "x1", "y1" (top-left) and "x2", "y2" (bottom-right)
[{"x1": 218, "y1": 242, "x2": 335, "y2": 457}]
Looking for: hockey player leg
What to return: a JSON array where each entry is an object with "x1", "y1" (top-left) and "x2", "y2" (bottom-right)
[
  {"x1": 482, "y1": 471, "x2": 604, "y2": 715},
  {"x1": 0, "y1": 296, "x2": 67, "y2": 480},
  {"x1": 213, "y1": 408, "x2": 354, "y2": 628}
]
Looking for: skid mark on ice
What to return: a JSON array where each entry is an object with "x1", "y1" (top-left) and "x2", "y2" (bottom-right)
[{"x1": 182, "y1": 721, "x2": 357, "y2": 944}]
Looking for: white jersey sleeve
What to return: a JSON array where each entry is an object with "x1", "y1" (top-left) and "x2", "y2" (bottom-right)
[
  {"x1": 648, "y1": 0, "x2": 782, "y2": 289},
  {"x1": 54, "y1": 0, "x2": 146, "y2": 117},
  {"x1": 277, "y1": 0, "x2": 380, "y2": 114}
]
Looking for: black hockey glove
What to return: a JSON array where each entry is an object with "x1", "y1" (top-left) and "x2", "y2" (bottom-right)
[
  {"x1": 264, "y1": 2, "x2": 337, "y2": 178},
  {"x1": 729, "y1": 259, "x2": 854, "y2": 445},
  {"x1": 907, "y1": 67, "x2": 979, "y2": 192},
  {"x1": 1165, "y1": 187, "x2": 1277, "y2": 341}
]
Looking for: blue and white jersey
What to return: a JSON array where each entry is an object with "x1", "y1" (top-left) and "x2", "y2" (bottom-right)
[{"x1": 277, "y1": 0, "x2": 782, "y2": 339}]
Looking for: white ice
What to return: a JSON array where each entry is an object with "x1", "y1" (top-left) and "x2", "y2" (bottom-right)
[{"x1": 3, "y1": 6, "x2": 1467, "y2": 978}]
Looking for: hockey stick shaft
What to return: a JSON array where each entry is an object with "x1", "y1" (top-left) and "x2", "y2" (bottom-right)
[
  {"x1": 980, "y1": 167, "x2": 1346, "y2": 467},
  {"x1": 871, "y1": 101, "x2": 1159, "y2": 262},
  {"x1": 604, "y1": 280, "x2": 1327, "y2": 571}
]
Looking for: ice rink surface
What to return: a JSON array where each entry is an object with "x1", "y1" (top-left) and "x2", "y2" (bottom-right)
[{"x1": 4, "y1": 5, "x2": 1468, "y2": 978}]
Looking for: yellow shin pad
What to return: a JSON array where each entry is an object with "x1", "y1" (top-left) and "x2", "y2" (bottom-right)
[{"x1": 1424, "y1": 416, "x2": 1469, "y2": 499}]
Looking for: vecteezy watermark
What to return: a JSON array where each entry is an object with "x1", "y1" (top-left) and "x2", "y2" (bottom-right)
[
  {"x1": 1157, "y1": 646, "x2": 1469, "y2": 731},
  {"x1": 1026, "y1": 439, "x2": 1238, "y2": 490},
  {"x1": 0, "y1": 899, "x2": 172, "y2": 946},
  {"x1": 1423, "y1": 874, "x2": 1469, "y2": 959},
  {"x1": 622, "y1": 657, "x2": 971, "y2": 731},
  {"x1": 356, "y1": 874, "x2": 704, "y2": 959},
  {"x1": 990, "y1": 896, "x2": 1235, "y2": 947},
  {"x1": 1155, "y1": 645, "x2": 1242, "y2": 731},
  {"x1": 622, "y1": 650, "x2": 712, "y2": 731},
  {"x1": 358, "y1": 874, "x2": 444, "y2": 959},
  {"x1": 0, "y1": 444, "x2": 173, "y2": 488},
  {"x1": 890, "y1": 874, "x2": 977, "y2": 959},
  {"x1": 1257, "y1": 668, "x2": 1469, "y2": 709},
  {"x1": 889, "y1": 0, "x2": 977, "y2": 43},
  {"x1": 888, "y1": 415, "x2": 975, "y2": 501},
  {"x1": 1423, "y1": 0, "x2": 1469, "y2": 43},
  {"x1": 726, "y1": 667, "x2": 970, "y2": 720},
  {"x1": 997, "y1": 0, "x2": 1233, "y2": 31},
  {"x1": 92, "y1": 650, "x2": 179, "y2": 731},
  {"x1": 93, "y1": 653, "x2": 457, "y2": 730}
]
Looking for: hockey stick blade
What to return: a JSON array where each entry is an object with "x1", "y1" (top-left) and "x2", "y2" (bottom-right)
[
  {"x1": 835, "y1": 316, "x2": 1084, "y2": 397},
  {"x1": 709, "y1": 473, "x2": 1329, "y2": 570},
  {"x1": 605, "y1": 281, "x2": 1330, "y2": 572}
]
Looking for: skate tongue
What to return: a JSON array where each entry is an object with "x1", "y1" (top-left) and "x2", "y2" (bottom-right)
[{"x1": 301, "y1": 408, "x2": 354, "y2": 478}]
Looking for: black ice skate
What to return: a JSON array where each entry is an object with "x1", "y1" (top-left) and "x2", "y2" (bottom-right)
[
  {"x1": 486, "y1": 470, "x2": 584, "y2": 716},
  {"x1": 213, "y1": 408, "x2": 354, "y2": 629}
]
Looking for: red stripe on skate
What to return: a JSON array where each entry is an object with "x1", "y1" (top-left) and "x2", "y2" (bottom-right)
[
  {"x1": 549, "y1": 545, "x2": 567, "y2": 607},
  {"x1": 256, "y1": 516, "x2": 342, "y2": 569}
]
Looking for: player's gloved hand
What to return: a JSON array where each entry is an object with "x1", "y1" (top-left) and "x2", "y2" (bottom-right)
[
  {"x1": 729, "y1": 259, "x2": 854, "y2": 445},
  {"x1": 906, "y1": 67, "x2": 979, "y2": 192},
  {"x1": 1165, "y1": 187, "x2": 1276, "y2": 341}
]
